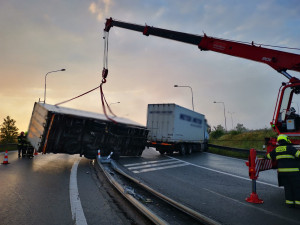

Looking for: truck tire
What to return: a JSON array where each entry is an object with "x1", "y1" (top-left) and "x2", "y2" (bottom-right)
[
  {"x1": 159, "y1": 150, "x2": 165, "y2": 155},
  {"x1": 167, "y1": 149, "x2": 173, "y2": 155},
  {"x1": 187, "y1": 145, "x2": 192, "y2": 155},
  {"x1": 203, "y1": 143, "x2": 208, "y2": 152},
  {"x1": 179, "y1": 144, "x2": 186, "y2": 156}
]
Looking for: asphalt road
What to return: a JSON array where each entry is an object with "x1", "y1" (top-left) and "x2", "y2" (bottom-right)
[
  {"x1": 0, "y1": 151, "x2": 133, "y2": 225},
  {"x1": 1, "y1": 149, "x2": 299, "y2": 225},
  {"x1": 117, "y1": 148, "x2": 300, "y2": 225}
]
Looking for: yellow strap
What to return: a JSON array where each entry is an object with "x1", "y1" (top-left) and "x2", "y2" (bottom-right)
[{"x1": 278, "y1": 168, "x2": 300, "y2": 172}]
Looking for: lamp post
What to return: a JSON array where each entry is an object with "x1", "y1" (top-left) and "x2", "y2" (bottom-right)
[
  {"x1": 44, "y1": 69, "x2": 66, "y2": 103},
  {"x1": 174, "y1": 85, "x2": 194, "y2": 111},
  {"x1": 109, "y1": 102, "x2": 120, "y2": 106},
  {"x1": 228, "y1": 111, "x2": 235, "y2": 130},
  {"x1": 214, "y1": 101, "x2": 227, "y2": 131}
]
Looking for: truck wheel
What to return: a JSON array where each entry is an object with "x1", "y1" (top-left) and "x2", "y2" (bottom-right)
[
  {"x1": 203, "y1": 143, "x2": 208, "y2": 152},
  {"x1": 179, "y1": 144, "x2": 186, "y2": 156},
  {"x1": 167, "y1": 150, "x2": 173, "y2": 155},
  {"x1": 159, "y1": 150, "x2": 165, "y2": 155},
  {"x1": 187, "y1": 145, "x2": 192, "y2": 155}
]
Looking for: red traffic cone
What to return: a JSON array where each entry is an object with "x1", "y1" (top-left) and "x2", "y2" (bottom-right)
[
  {"x1": 98, "y1": 149, "x2": 101, "y2": 159},
  {"x1": 2, "y1": 150, "x2": 9, "y2": 164},
  {"x1": 34, "y1": 149, "x2": 38, "y2": 156}
]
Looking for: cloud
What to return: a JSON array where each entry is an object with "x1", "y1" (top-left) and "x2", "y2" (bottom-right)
[
  {"x1": 89, "y1": 0, "x2": 113, "y2": 21},
  {"x1": 1, "y1": 0, "x2": 300, "y2": 132}
]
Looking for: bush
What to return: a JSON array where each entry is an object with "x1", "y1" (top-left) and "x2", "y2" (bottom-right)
[{"x1": 210, "y1": 129, "x2": 225, "y2": 139}]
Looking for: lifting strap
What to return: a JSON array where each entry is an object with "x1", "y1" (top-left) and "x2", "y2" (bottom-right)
[{"x1": 101, "y1": 31, "x2": 117, "y2": 123}]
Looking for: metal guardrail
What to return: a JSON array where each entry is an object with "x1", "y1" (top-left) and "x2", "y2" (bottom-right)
[
  {"x1": 0, "y1": 143, "x2": 17, "y2": 146},
  {"x1": 208, "y1": 144, "x2": 266, "y2": 155},
  {"x1": 97, "y1": 157, "x2": 221, "y2": 225},
  {"x1": 0, "y1": 143, "x2": 17, "y2": 151}
]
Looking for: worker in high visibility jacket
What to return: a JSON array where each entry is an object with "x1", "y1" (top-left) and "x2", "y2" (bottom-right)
[
  {"x1": 17, "y1": 131, "x2": 26, "y2": 158},
  {"x1": 267, "y1": 134, "x2": 300, "y2": 208}
]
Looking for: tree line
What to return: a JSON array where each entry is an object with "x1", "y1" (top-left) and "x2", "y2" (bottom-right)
[{"x1": 209, "y1": 123, "x2": 249, "y2": 139}]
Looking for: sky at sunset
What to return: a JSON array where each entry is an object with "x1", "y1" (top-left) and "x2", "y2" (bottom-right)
[{"x1": 1, "y1": 0, "x2": 300, "y2": 132}]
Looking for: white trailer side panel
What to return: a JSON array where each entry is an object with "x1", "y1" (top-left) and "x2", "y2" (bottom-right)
[
  {"x1": 147, "y1": 104, "x2": 206, "y2": 143},
  {"x1": 147, "y1": 104, "x2": 175, "y2": 142}
]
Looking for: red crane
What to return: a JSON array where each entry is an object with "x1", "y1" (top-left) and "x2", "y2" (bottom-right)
[{"x1": 104, "y1": 17, "x2": 300, "y2": 152}]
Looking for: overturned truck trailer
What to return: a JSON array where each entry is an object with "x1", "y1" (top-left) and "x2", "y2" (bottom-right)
[{"x1": 27, "y1": 102, "x2": 148, "y2": 159}]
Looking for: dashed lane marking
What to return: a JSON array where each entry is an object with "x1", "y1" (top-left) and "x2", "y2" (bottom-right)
[
  {"x1": 166, "y1": 156, "x2": 280, "y2": 188},
  {"x1": 123, "y1": 158, "x2": 177, "y2": 167},
  {"x1": 124, "y1": 158, "x2": 189, "y2": 174}
]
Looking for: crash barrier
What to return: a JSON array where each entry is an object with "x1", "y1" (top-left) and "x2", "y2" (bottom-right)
[
  {"x1": 245, "y1": 149, "x2": 273, "y2": 204},
  {"x1": 2, "y1": 150, "x2": 9, "y2": 164},
  {"x1": 0, "y1": 143, "x2": 17, "y2": 151},
  {"x1": 208, "y1": 144, "x2": 266, "y2": 155},
  {"x1": 97, "y1": 157, "x2": 169, "y2": 225},
  {"x1": 109, "y1": 160, "x2": 222, "y2": 225}
]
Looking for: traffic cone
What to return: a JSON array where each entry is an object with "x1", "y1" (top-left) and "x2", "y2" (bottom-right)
[
  {"x1": 98, "y1": 149, "x2": 101, "y2": 159},
  {"x1": 2, "y1": 150, "x2": 9, "y2": 164},
  {"x1": 34, "y1": 149, "x2": 38, "y2": 156}
]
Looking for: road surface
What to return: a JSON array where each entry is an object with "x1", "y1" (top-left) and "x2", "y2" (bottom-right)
[
  {"x1": 1, "y1": 149, "x2": 299, "y2": 225},
  {"x1": 0, "y1": 151, "x2": 137, "y2": 225},
  {"x1": 116, "y1": 148, "x2": 300, "y2": 225}
]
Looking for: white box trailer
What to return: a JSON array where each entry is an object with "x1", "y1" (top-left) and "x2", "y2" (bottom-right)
[
  {"x1": 27, "y1": 102, "x2": 148, "y2": 159},
  {"x1": 147, "y1": 103, "x2": 208, "y2": 155}
]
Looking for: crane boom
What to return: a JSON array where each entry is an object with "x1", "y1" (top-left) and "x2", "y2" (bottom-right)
[
  {"x1": 105, "y1": 18, "x2": 300, "y2": 79},
  {"x1": 104, "y1": 17, "x2": 300, "y2": 182}
]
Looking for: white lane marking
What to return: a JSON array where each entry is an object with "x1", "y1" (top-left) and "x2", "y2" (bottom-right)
[
  {"x1": 70, "y1": 158, "x2": 88, "y2": 225},
  {"x1": 166, "y1": 156, "x2": 280, "y2": 188},
  {"x1": 127, "y1": 160, "x2": 184, "y2": 170},
  {"x1": 124, "y1": 158, "x2": 177, "y2": 167},
  {"x1": 132, "y1": 163, "x2": 189, "y2": 174},
  {"x1": 124, "y1": 158, "x2": 189, "y2": 173}
]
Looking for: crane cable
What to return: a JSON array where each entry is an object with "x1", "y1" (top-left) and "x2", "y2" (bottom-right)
[
  {"x1": 100, "y1": 31, "x2": 117, "y2": 122},
  {"x1": 55, "y1": 31, "x2": 117, "y2": 123}
]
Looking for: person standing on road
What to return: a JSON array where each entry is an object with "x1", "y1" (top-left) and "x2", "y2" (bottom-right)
[
  {"x1": 17, "y1": 132, "x2": 26, "y2": 158},
  {"x1": 267, "y1": 134, "x2": 300, "y2": 208}
]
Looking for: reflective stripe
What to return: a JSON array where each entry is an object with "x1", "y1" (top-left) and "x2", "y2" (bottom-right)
[
  {"x1": 286, "y1": 200, "x2": 294, "y2": 204},
  {"x1": 267, "y1": 153, "x2": 272, "y2": 160},
  {"x1": 296, "y1": 150, "x2": 300, "y2": 158},
  {"x1": 278, "y1": 168, "x2": 300, "y2": 172},
  {"x1": 276, "y1": 155, "x2": 295, "y2": 160},
  {"x1": 295, "y1": 201, "x2": 300, "y2": 205},
  {"x1": 276, "y1": 146, "x2": 287, "y2": 152}
]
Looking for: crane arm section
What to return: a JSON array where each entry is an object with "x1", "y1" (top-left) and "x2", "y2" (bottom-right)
[{"x1": 104, "y1": 18, "x2": 300, "y2": 78}]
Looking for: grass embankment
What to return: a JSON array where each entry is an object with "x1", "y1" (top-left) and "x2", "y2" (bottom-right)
[
  {"x1": 0, "y1": 144, "x2": 17, "y2": 152},
  {"x1": 208, "y1": 129, "x2": 277, "y2": 159}
]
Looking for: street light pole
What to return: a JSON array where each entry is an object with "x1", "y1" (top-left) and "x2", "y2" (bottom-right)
[
  {"x1": 214, "y1": 101, "x2": 227, "y2": 131},
  {"x1": 109, "y1": 101, "x2": 120, "y2": 106},
  {"x1": 228, "y1": 111, "x2": 235, "y2": 130},
  {"x1": 174, "y1": 85, "x2": 194, "y2": 111},
  {"x1": 44, "y1": 69, "x2": 66, "y2": 103}
]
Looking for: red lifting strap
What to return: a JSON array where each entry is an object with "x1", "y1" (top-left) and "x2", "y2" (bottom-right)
[{"x1": 143, "y1": 25, "x2": 150, "y2": 36}]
